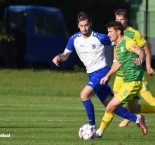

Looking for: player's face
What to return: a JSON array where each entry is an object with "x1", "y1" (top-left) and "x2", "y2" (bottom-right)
[
  {"x1": 78, "y1": 19, "x2": 92, "y2": 36},
  {"x1": 115, "y1": 15, "x2": 127, "y2": 28},
  {"x1": 107, "y1": 27, "x2": 118, "y2": 42}
]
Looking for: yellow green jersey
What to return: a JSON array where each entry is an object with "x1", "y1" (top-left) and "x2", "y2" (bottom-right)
[
  {"x1": 115, "y1": 36, "x2": 144, "y2": 82},
  {"x1": 116, "y1": 26, "x2": 146, "y2": 77},
  {"x1": 124, "y1": 26, "x2": 146, "y2": 47}
]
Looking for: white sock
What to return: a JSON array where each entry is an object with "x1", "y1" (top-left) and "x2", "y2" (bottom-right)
[
  {"x1": 136, "y1": 115, "x2": 141, "y2": 123},
  {"x1": 92, "y1": 125, "x2": 96, "y2": 129}
]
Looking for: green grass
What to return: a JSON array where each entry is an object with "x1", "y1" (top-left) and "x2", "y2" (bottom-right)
[{"x1": 0, "y1": 69, "x2": 155, "y2": 145}]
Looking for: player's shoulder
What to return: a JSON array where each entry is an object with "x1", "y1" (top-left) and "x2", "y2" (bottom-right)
[
  {"x1": 92, "y1": 31, "x2": 108, "y2": 38},
  {"x1": 92, "y1": 31, "x2": 110, "y2": 44},
  {"x1": 124, "y1": 35, "x2": 136, "y2": 44},
  {"x1": 127, "y1": 26, "x2": 141, "y2": 35},
  {"x1": 70, "y1": 32, "x2": 82, "y2": 40}
]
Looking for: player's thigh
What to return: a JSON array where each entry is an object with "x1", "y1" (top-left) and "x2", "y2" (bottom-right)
[
  {"x1": 113, "y1": 76, "x2": 124, "y2": 94},
  {"x1": 106, "y1": 96, "x2": 121, "y2": 113},
  {"x1": 116, "y1": 81, "x2": 142, "y2": 104},
  {"x1": 140, "y1": 76, "x2": 150, "y2": 93}
]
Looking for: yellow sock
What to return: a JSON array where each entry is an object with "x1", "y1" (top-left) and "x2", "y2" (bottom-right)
[
  {"x1": 140, "y1": 104, "x2": 155, "y2": 113},
  {"x1": 99, "y1": 112, "x2": 114, "y2": 131},
  {"x1": 140, "y1": 91, "x2": 155, "y2": 106}
]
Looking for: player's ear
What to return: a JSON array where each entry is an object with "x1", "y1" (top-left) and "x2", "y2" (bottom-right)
[{"x1": 117, "y1": 30, "x2": 121, "y2": 35}]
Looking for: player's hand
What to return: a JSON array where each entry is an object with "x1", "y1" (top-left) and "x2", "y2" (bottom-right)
[
  {"x1": 146, "y1": 67, "x2": 155, "y2": 76},
  {"x1": 100, "y1": 76, "x2": 109, "y2": 85},
  {"x1": 52, "y1": 55, "x2": 60, "y2": 67},
  {"x1": 133, "y1": 58, "x2": 143, "y2": 66}
]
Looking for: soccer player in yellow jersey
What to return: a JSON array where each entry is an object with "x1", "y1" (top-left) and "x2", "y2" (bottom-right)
[
  {"x1": 114, "y1": 9, "x2": 155, "y2": 127},
  {"x1": 96, "y1": 21, "x2": 147, "y2": 137}
]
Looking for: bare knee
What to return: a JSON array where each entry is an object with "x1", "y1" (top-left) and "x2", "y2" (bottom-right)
[{"x1": 80, "y1": 91, "x2": 90, "y2": 101}]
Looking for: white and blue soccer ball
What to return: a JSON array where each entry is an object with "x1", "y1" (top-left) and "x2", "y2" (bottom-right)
[{"x1": 79, "y1": 124, "x2": 95, "y2": 140}]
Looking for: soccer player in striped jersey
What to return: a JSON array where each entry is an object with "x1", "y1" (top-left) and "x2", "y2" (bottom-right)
[
  {"x1": 96, "y1": 21, "x2": 148, "y2": 137},
  {"x1": 52, "y1": 11, "x2": 142, "y2": 130},
  {"x1": 114, "y1": 9, "x2": 155, "y2": 127}
]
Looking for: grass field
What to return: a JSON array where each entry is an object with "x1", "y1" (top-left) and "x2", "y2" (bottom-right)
[{"x1": 0, "y1": 69, "x2": 155, "y2": 145}]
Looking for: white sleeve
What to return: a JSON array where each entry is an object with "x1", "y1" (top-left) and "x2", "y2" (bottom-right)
[{"x1": 64, "y1": 48, "x2": 72, "y2": 53}]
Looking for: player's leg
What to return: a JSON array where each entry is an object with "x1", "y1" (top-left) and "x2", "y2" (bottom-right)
[
  {"x1": 96, "y1": 81, "x2": 148, "y2": 137},
  {"x1": 81, "y1": 66, "x2": 111, "y2": 128},
  {"x1": 119, "y1": 98, "x2": 140, "y2": 127},
  {"x1": 80, "y1": 85, "x2": 95, "y2": 127},
  {"x1": 100, "y1": 76, "x2": 138, "y2": 121},
  {"x1": 113, "y1": 75, "x2": 133, "y2": 116},
  {"x1": 96, "y1": 97, "x2": 147, "y2": 137},
  {"x1": 140, "y1": 76, "x2": 155, "y2": 105},
  {"x1": 127, "y1": 94, "x2": 155, "y2": 113},
  {"x1": 140, "y1": 91, "x2": 155, "y2": 106},
  {"x1": 119, "y1": 96, "x2": 155, "y2": 128},
  {"x1": 113, "y1": 75, "x2": 135, "y2": 127},
  {"x1": 97, "y1": 85, "x2": 138, "y2": 128},
  {"x1": 83, "y1": 66, "x2": 111, "y2": 128},
  {"x1": 100, "y1": 77, "x2": 144, "y2": 128},
  {"x1": 119, "y1": 77, "x2": 155, "y2": 127},
  {"x1": 97, "y1": 86, "x2": 138, "y2": 124}
]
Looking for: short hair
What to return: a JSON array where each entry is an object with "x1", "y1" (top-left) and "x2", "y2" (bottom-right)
[
  {"x1": 77, "y1": 11, "x2": 92, "y2": 24},
  {"x1": 106, "y1": 21, "x2": 124, "y2": 35},
  {"x1": 115, "y1": 9, "x2": 129, "y2": 20}
]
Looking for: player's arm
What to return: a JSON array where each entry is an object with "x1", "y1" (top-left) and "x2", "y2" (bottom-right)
[
  {"x1": 112, "y1": 45, "x2": 117, "y2": 61},
  {"x1": 111, "y1": 46, "x2": 118, "y2": 68},
  {"x1": 100, "y1": 52, "x2": 120, "y2": 85},
  {"x1": 142, "y1": 44, "x2": 155, "y2": 75},
  {"x1": 131, "y1": 44, "x2": 146, "y2": 66},
  {"x1": 52, "y1": 50, "x2": 71, "y2": 67},
  {"x1": 135, "y1": 31, "x2": 154, "y2": 75}
]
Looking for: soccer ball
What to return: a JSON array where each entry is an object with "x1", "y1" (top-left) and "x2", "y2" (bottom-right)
[{"x1": 79, "y1": 124, "x2": 95, "y2": 140}]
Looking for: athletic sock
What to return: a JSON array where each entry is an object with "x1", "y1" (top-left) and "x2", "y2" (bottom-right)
[
  {"x1": 136, "y1": 115, "x2": 141, "y2": 123},
  {"x1": 114, "y1": 106, "x2": 137, "y2": 122},
  {"x1": 82, "y1": 100, "x2": 95, "y2": 125},
  {"x1": 99, "y1": 112, "x2": 114, "y2": 131},
  {"x1": 140, "y1": 104, "x2": 155, "y2": 113}
]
